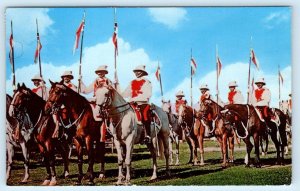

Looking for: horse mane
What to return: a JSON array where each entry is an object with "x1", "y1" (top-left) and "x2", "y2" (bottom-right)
[{"x1": 60, "y1": 83, "x2": 90, "y2": 108}]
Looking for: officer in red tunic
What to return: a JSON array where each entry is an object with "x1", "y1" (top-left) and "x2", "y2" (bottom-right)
[
  {"x1": 175, "y1": 90, "x2": 187, "y2": 115},
  {"x1": 61, "y1": 71, "x2": 77, "y2": 92},
  {"x1": 251, "y1": 78, "x2": 276, "y2": 124},
  {"x1": 123, "y1": 65, "x2": 152, "y2": 143},
  {"x1": 31, "y1": 74, "x2": 49, "y2": 100},
  {"x1": 199, "y1": 84, "x2": 214, "y2": 137},
  {"x1": 80, "y1": 65, "x2": 112, "y2": 117},
  {"x1": 227, "y1": 81, "x2": 244, "y2": 104},
  {"x1": 288, "y1": 93, "x2": 292, "y2": 114}
]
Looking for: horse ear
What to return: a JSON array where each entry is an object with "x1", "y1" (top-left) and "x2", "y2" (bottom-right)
[
  {"x1": 49, "y1": 80, "x2": 54, "y2": 86},
  {"x1": 168, "y1": 100, "x2": 171, "y2": 103},
  {"x1": 17, "y1": 83, "x2": 20, "y2": 89}
]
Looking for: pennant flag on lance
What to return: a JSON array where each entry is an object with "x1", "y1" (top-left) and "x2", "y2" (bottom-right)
[
  {"x1": 155, "y1": 64, "x2": 161, "y2": 81},
  {"x1": 73, "y1": 20, "x2": 84, "y2": 55},
  {"x1": 217, "y1": 56, "x2": 222, "y2": 78},
  {"x1": 251, "y1": 49, "x2": 260, "y2": 70},
  {"x1": 112, "y1": 22, "x2": 118, "y2": 55},
  {"x1": 279, "y1": 70, "x2": 284, "y2": 84},
  {"x1": 9, "y1": 34, "x2": 14, "y2": 65},
  {"x1": 34, "y1": 32, "x2": 42, "y2": 63},
  {"x1": 191, "y1": 57, "x2": 197, "y2": 75}
]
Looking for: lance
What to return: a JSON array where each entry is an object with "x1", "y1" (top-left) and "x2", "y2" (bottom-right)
[
  {"x1": 190, "y1": 48, "x2": 193, "y2": 107},
  {"x1": 78, "y1": 11, "x2": 86, "y2": 93},
  {"x1": 157, "y1": 60, "x2": 163, "y2": 100},
  {"x1": 10, "y1": 20, "x2": 16, "y2": 90},
  {"x1": 113, "y1": 8, "x2": 119, "y2": 90},
  {"x1": 278, "y1": 65, "x2": 281, "y2": 108},
  {"x1": 216, "y1": 45, "x2": 219, "y2": 112},
  {"x1": 247, "y1": 36, "x2": 253, "y2": 104},
  {"x1": 36, "y1": 19, "x2": 45, "y2": 99}
]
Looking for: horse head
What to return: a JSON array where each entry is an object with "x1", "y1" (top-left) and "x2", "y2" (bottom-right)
[
  {"x1": 199, "y1": 98, "x2": 213, "y2": 119},
  {"x1": 45, "y1": 80, "x2": 67, "y2": 114},
  {"x1": 178, "y1": 104, "x2": 187, "y2": 125},
  {"x1": 95, "y1": 85, "x2": 114, "y2": 109},
  {"x1": 9, "y1": 83, "x2": 32, "y2": 119},
  {"x1": 161, "y1": 99, "x2": 171, "y2": 113}
]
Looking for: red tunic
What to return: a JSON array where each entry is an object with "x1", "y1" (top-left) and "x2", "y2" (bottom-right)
[
  {"x1": 32, "y1": 87, "x2": 41, "y2": 93},
  {"x1": 255, "y1": 88, "x2": 265, "y2": 101},
  {"x1": 175, "y1": 99, "x2": 186, "y2": 113},
  {"x1": 93, "y1": 78, "x2": 108, "y2": 96},
  {"x1": 131, "y1": 79, "x2": 145, "y2": 98},
  {"x1": 228, "y1": 91, "x2": 237, "y2": 104}
]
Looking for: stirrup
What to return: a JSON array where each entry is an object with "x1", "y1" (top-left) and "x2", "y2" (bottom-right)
[{"x1": 137, "y1": 121, "x2": 142, "y2": 125}]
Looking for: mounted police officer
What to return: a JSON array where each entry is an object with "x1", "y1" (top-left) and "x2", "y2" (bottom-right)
[
  {"x1": 31, "y1": 74, "x2": 49, "y2": 100},
  {"x1": 199, "y1": 84, "x2": 214, "y2": 137},
  {"x1": 61, "y1": 70, "x2": 77, "y2": 92},
  {"x1": 122, "y1": 65, "x2": 152, "y2": 143},
  {"x1": 80, "y1": 65, "x2": 113, "y2": 117},
  {"x1": 175, "y1": 90, "x2": 187, "y2": 115},
  {"x1": 251, "y1": 77, "x2": 277, "y2": 124},
  {"x1": 227, "y1": 81, "x2": 244, "y2": 104}
]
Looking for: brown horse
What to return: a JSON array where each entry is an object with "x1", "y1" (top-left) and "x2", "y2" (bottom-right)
[
  {"x1": 177, "y1": 104, "x2": 199, "y2": 165},
  {"x1": 223, "y1": 104, "x2": 287, "y2": 167},
  {"x1": 197, "y1": 99, "x2": 237, "y2": 168},
  {"x1": 8, "y1": 83, "x2": 71, "y2": 185},
  {"x1": 45, "y1": 81, "x2": 105, "y2": 185}
]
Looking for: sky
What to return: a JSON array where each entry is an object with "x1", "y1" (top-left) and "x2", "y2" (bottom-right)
[{"x1": 5, "y1": 7, "x2": 291, "y2": 108}]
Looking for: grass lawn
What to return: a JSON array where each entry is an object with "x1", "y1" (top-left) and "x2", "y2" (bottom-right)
[{"x1": 7, "y1": 140, "x2": 291, "y2": 186}]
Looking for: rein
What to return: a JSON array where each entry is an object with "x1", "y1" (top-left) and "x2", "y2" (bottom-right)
[
  {"x1": 59, "y1": 108, "x2": 86, "y2": 129},
  {"x1": 227, "y1": 105, "x2": 251, "y2": 139}
]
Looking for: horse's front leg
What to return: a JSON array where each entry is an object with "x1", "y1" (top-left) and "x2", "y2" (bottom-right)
[
  {"x1": 20, "y1": 142, "x2": 30, "y2": 183},
  {"x1": 85, "y1": 136, "x2": 95, "y2": 185},
  {"x1": 74, "y1": 138, "x2": 83, "y2": 185},
  {"x1": 148, "y1": 139, "x2": 157, "y2": 180},
  {"x1": 45, "y1": 140, "x2": 57, "y2": 186},
  {"x1": 269, "y1": 126, "x2": 281, "y2": 165},
  {"x1": 198, "y1": 125, "x2": 205, "y2": 166},
  {"x1": 175, "y1": 136, "x2": 180, "y2": 166},
  {"x1": 228, "y1": 135, "x2": 235, "y2": 163},
  {"x1": 219, "y1": 135, "x2": 227, "y2": 168},
  {"x1": 39, "y1": 144, "x2": 51, "y2": 186},
  {"x1": 186, "y1": 138, "x2": 193, "y2": 164},
  {"x1": 97, "y1": 141, "x2": 106, "y2": 179},
  {"x1": 168, "y1": 138, "x2": 174, "y2": 165},
  {"x1": 6, "y1": 141, "x2": 14, "y2": 182},
  {"x1": 114, "y1": 139, "x2": 125, "y2": 185},
  {"x1": 253, "y1": 133, "x2": 261, "y2": 168},
  {"x1": 243, "y1": 136, "x2": 253, "y2": 167},
  {"x1": 57, "y1": 139, "x2": 70, "y2": 178},
  {"x1": 124, "y1": 137, "x2": 135, "y2": 185}
]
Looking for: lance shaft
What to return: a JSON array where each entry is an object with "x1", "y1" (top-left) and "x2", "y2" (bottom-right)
[
  {"x1": 10, "y1": 20, "x2": 16, "y2": 90},
  {"x1": 190, "y1": 48, "x2": 193, "y2": 106},
  {"x1": 78, "y1": 12, "x2": 85, "y2": 93}
]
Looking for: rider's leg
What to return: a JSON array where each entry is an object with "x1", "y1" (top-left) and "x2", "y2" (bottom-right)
[
  {"x1": 139, "y1": 104, "x2": 151, "y2": 143},
  {"x1": 130, "y1": 103, "x2": 142, "y2": 125},
  {"x1": 52, "y1": 114, "x2": 59, "y2": 138}
]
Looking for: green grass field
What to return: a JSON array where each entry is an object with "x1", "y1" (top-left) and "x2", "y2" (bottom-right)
[{"x1": 7, "y1": 140, "x2": 291, "y2": 186}]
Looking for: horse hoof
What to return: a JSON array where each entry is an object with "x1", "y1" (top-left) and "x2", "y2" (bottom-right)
[
  {"x1": 116, "y1": 180, "x2": 123, "y2": 185},
  {"x1": 49, "y1": 180, "x2": 57, "y2": 186},
  {"x1": 244, "y1": 164, "x2": 250, "y2": 168},
  {"x1": 87, "y1": 181, "x2": 95, "y2": 186},
  {"x1": 261, "y1": 152, "x2": 266, "y2": 156},
  {"x1": 125, "y1": 181, "x2": 132, "y2": 186},
  {"x1": 41, "y1": 179, "x2": 51, "y2": 186},
  {"x1": 98, "y1": 173, "x2": 105, "y2": 180},
  {"x1": 175, "y1": 162, "x2": 180, "y2": 166},
  {"x1": 199, "y1": 162, "x2": 205, "y2": 166},
  {"x1": 150, "y1": 175, "x2": 157, "y2": 181},
  {"x1": 74, "y1": 181, "x2": 82, "y2": 186}
]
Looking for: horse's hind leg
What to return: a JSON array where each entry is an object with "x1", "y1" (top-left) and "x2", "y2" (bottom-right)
[
  {"x1": 148, "y1": 140, "x2": 158, "y2": 180},
  {"x1": 253, "y1": 133, "x2": 261, "y2": 168},
  {"x1": 124, "y1": 137, "x2": 135, "y2": 185},
  {"x1": 6, "y1": 142, "x2": 14, "y2": 182},
  {"x1": 228, "y1": 135, "x2": 234, "y2": 163},
  {"x1": 20, "y1": 142, "x2": 30, "y2": 183},
  {"x1": 114, "y1": 139, "x2": 125, "y2": 185},
  {"x1": 186, "y1": 138, "x2": 193, "y2": 164},
  {"x1": 57, "y1": 140, "x2": 70, "y2": 178},
  {"x1": 269, "y1": 125, "x2": 281, "y2": 165}
]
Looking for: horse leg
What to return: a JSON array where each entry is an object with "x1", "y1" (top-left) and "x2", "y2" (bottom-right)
[
  {"x1": 253, "y1": 133, "x2": 261, "y2": 168},
  {"x1": 175, "y1": 136, "x2": 180, "y2": 166},
  {"x1": 85, "y1": 136, "x2": 95, "y2": 185},
  {"x1": 6, "y1": 142, "x2": 14, "y2": 182},
  {"x1": 198, "y1": 126, "x2": 205, "y2": 166},
  {"x1": 148, "y1": 139, "x2": 158, "y2": 180},
  {"x1": 97, "y1": 141, "x2": 106, "y2": 179},
  {"x1": 74, "y1": 138, "x2": 83, "y2": 185},
  {"x1": 228, "y1": 135, "x2": 235, "y2": 163},
  {"x1": 39, "y1": 144, "x2": 51, "y2": 186},
  {"x1": 243, "y1": 137, "x2": 253, "y2": 167},
  {"x1": 220, "y1": 135, "x2": 227, "y2": 168},
  {"x1": 260, "y1": 134, "x2": 266, "y2": 156},
  {"x1": 269, "y1": 126, "x2": 281, "y2": 165},
  {"x1": 161, "y1": 133, "x2": 171, "y2": 177},
  {"x1": 124, "y1": 136, "x2": 135, "y2": 185},
  {"x1": 114, "y1": 140, "x2": 124, "y2": 185},
  {"x1": 168, "y1": 138, "x2": 174, "y2": 165},
  {"x1": 46, "y1": 140, "x2": 57, "y2": 186},
  {"x1": 186, "y1": 138, "x2": 193, "y2": 164},
  {"x1": 20, "y1": 142, "x2": 30, "y2": 183},
  {"x1": 190, "y1": 138, "x2": 198, "y2": 166},
  {"x1": 57, "y1": 139, "x2": 70, "y2": 178}
]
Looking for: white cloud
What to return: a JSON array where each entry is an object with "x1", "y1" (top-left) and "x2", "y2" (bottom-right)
[
  {"x1": 6, "y1": 37, "x2": 160, "y2": 100},
  {"x1": 263, "y1": 11, "x2": 289, "y2": 29},
  {"x1": 6, "y1": 8, "x2": 54, "y2": 45},
  {"x1": 148, "y1": 8, "x2": 187, "y2": 29},
  {"x1": 160, "y1": 62, "x2": 291, "y2": 108}
]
